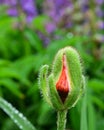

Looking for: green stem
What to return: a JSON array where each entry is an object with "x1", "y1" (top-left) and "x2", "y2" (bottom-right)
[{"x1": 57, "y1": 110, "x2": 68, "y2": 130}]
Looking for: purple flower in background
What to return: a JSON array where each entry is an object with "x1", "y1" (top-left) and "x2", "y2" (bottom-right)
[
  {"x1": 1, "y1": 0, "x2": 103, "y2": 44},
  {"x1": 0, "y1": 0, "x2": 3, "y2": 4},
  {"x1": 55, "y1": 0, "x2": 73, "y2": 21},
  {"x1": 38, "y1": 32, "x2": 50, "y2": 46},
  {"x1": 0, "y1": 0, "x2": 37, "y2": 23},
  {"x1": 20, "y1": 0, "x2": 37, "y2": 15},
  {"x1": 3, "y1": 0, "x2": 17, "y2": 5},
  {"x1": 80, "y1": 0, "x2": 89, "y2": 12},
  {"x1": 95, "y1": 0, "x2": 104, "y2": 43},
  {"x1": 98, "y1": 21, "x2": 104, "y2": 29},
  {"x1": 55, "y1": 0, "x2": 64, "y2": 8},
  {"x1": 81, "y1": 4, "x2": 89, "y2": 12},
  {"x1": 95, "y1": 0, "x2": 104, "y2": 5},
  {"x1": 55, "y1": 0, "x2": 73, "y2": 9},
  {"x1": 43, "y1": 0, "x2": 73, "y2": 20},
  {"x1": 96, "y1": 7, "x2": 104, "y2": 18},
  {"x1": 43, "y1": 0, "x2": 73, "y2": 29},
  {"x1": 20, "y1": 0, "x2": 37, "y2": 22},
  {"x1": 0, "y1": 0, "x2": 18, "y2": 16},
  {"x1": 43, "y1": 0, "x2": 56, "y2": 20},
  {"x1": 45, "y1": 22, "x2": 56, "y2": 33},
  {"x1": 7, "y1": 8, "x2": 18, "y2": 16}
]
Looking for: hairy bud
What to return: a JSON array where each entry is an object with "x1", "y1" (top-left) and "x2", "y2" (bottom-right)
[{"x1": 39, "y1": 46, "x2": 85, "y2": 110}]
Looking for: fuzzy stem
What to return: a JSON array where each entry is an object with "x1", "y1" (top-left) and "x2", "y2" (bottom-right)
[{"x1": 57, "y1": 110, "x2": 67, "y2": 130}]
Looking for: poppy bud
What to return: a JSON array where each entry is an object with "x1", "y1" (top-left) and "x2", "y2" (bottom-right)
[{"x1": 39, "y1": 46, "x2": 85, "y2": 110}]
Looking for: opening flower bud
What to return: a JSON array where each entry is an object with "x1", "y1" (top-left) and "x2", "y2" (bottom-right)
[
  {"x1": 56, "y1": 54, "x2": 70, "y2": 103},
  {"x1": 39, "y1": 46, "x2": 85, "y2": 110}
]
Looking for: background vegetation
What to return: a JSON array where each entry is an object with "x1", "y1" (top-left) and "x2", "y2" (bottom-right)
[{"x1": 0, "y1": 0, "x2": 104, "y2": 130}]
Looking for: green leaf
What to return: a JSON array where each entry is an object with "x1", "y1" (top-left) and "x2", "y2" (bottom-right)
[
  {"x1": 24, "y1": 29, "x2": 42, "y2": 52},
  {"x1": 0, "y1": 67, "x2": 22, "y2": 78},
  {"x1": 92, "y1": 96, "x2": 104, "y2": 110},
  {"x1": 0, "y1": 59, "x2": 11, "y2": 66},
  {"x1": 32, "y1": 15, "x2": 48, "y2": 32},
  {"x1": 37, "y1": 102, "x2": 52, "y2": 125},
  {"x1": 0, "y1": 16, "x2": 16, "y2": 35},
  {"x1": 0, "y1": 78, "x2": 24, "y2": 98},
  {"x1": 88, "y1": 79, "x2": 104, "y2": 92},
  {"x1": 97, "y1": 119, "x2": 104, "y2": 130},
  {"x1": 0, "y1": 97, "x2": 36, "y2": 130},
  {"x1": 12, "y1": 55, "x2": 37, "y2": 78},
  {"x1": 88, "y1": 95, "x2": 96, "y2": 130},
  {"x1": 80, "y1": 92, "x2": 88, "y2": 130},
  {"x1": 0, "y1": 67, "x2": 31, "y2": 87}
]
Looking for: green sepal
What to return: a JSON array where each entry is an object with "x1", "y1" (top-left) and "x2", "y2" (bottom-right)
[
  {"x1": 52, "y1": 52, "x2": 63, "y2": 83},
  {"x1": 64, "y1": 75, "x2": 85, "y2": 109},
  {"x1": 38, "y1": 65, "x2": 52, "y2": 106},
  {"x1": 64, "y1": 47, "x2": 82, "y2": 89},
  {"x1": 48, "y1": 74, "x2": 64, "y2": 110},
  {"x1": 64, "y1": 87, "x2": 80, "y2": 109}
]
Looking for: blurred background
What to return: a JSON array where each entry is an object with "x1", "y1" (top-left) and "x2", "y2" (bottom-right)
[{"x1": 0, "y1": 0, "x2": 104, "y2": 130}]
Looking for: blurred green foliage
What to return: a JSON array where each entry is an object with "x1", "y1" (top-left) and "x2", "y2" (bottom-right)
[{"x1": 0, "y1": 6, "x2": 104, "y2": 130}]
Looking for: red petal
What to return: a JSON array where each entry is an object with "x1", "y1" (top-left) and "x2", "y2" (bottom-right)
[{"x1": 56, "y1": 54, "x2": 70, "y2": 103}]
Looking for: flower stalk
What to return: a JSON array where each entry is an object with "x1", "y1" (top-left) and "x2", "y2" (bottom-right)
[{"x1": 57, "y1": 110, "x2": 67, "y2": 130}]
